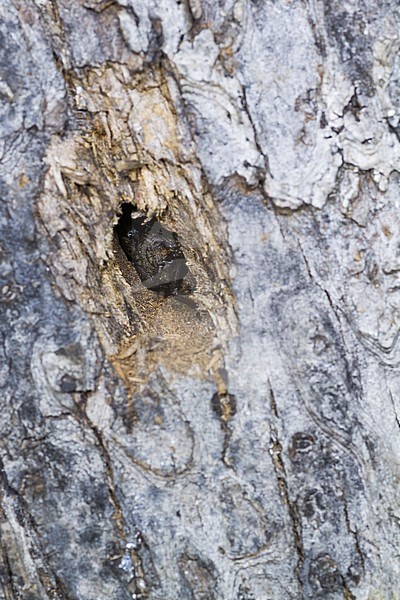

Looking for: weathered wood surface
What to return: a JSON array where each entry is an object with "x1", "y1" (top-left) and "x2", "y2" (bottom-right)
[{"x1": 1, "y1": 1, "x2": 400, "y2": 598}]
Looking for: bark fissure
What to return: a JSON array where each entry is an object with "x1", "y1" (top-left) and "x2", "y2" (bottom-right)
[
  {"x1": 267, "y1": 384, "x2": 305, "y2": 598},
  {"x1": 0, "y1": 459, "x2": 68, "y2": 600}
]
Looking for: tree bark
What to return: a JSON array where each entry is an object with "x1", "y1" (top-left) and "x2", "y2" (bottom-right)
[{"x1": 1, "y1": 0, "x2": 400, "y2": 598}]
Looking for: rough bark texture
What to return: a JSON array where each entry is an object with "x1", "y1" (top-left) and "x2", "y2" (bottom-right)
[{"x1": 1, "y1": 1, "x2": 400, "y2": 598}]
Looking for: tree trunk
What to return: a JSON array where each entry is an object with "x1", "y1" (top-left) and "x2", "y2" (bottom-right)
[{"x1": 1, "y1": 0, "x2": 399, "y2": 598}]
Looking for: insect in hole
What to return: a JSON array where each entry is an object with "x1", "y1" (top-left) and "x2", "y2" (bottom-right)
[{"x1": 116, "y1": 203, "x2": 194, "y2": 298}]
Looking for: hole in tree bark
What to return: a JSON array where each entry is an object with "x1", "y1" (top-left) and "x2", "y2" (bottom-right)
[{"x1": 115, "y1": 203, "x2": 195, "y2": 297}]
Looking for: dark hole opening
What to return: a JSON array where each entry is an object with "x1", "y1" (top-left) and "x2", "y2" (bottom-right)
[{"x1": 115, "y1": 203, "x2": 193, "y2": 297}]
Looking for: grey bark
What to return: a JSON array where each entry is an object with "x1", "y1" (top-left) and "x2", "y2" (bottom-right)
[{"x1": 1, "y1": 0, "x2": 400, "y2": 598}]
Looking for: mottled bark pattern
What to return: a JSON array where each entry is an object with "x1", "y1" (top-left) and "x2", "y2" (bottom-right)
[{"x1": 0, "y1": 0, "x2": 399, "y2": 599}]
